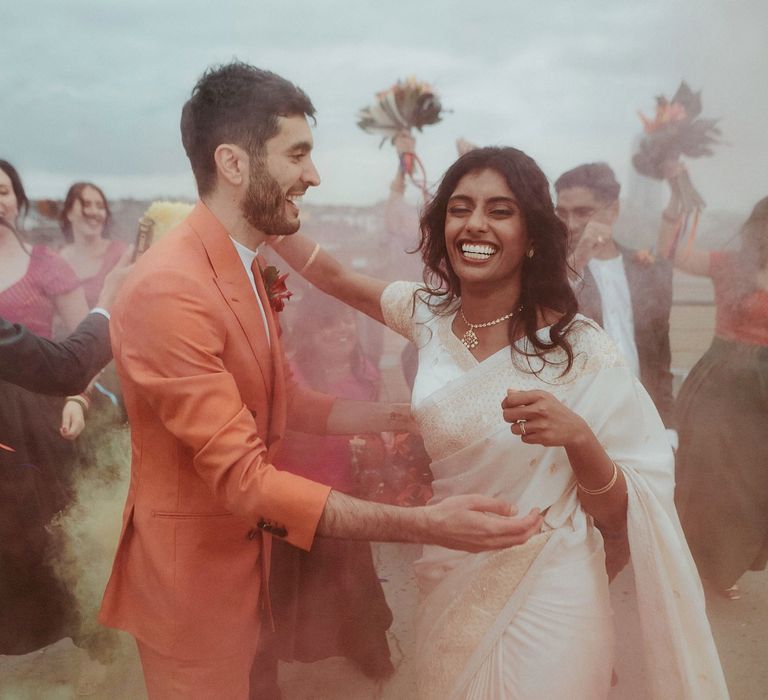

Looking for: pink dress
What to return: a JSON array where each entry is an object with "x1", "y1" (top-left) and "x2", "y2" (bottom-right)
[
  {"x1": 77, "y1": 239, "x2": 128, "y2": 308},
  {"x1": 0, "y1": 245, "x2": 80, "y2": 337}
]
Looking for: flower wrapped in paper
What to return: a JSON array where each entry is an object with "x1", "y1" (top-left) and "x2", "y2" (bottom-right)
[
  {"x1": 357, "y1": 76, "x2": 443, "y2": 141},
  {"x1": 357, "y1": 77, "x2": 444, "y2": 196}
]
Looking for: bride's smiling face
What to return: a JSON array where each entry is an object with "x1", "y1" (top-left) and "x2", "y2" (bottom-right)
[{"x1": 444, "y1": 168, "x2": 530, "y2": 290}]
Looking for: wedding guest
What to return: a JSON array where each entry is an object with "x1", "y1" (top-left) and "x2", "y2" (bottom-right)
[
  {"x1": 0, "y1": 246, "x2": 132, "y2": 394},
  {"x1": 59, "y1": 182, "x2": 128, "y2": 308},
  {"x1": 554, "y1": 163, "x2": 677, "y2": 446},
  {"x1": 251, "y1": 292, "x2": 393, "y2": 699},
  {"x1": 0, "y1": 159, "x2": 100, "y2": 683},
  {"x1": 658, "y1": 168, "x2": 768, "y2": 601}
]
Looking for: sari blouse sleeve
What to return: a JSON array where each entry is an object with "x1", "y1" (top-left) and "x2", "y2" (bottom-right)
[{"x1": 380, "y1": 280, "x2": 421, "y2": 342}]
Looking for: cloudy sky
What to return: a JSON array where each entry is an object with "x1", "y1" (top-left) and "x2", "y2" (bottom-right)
[{"x1": 2, "y1": 0, "x2": 766, "y2": 213}]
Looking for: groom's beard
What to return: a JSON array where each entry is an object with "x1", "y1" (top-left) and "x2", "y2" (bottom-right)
[{"x1": 241, "y1": 164, "x2": 299, "y2": 237}]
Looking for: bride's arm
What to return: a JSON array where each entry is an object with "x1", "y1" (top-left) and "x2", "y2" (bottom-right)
[
  {"x1": 270, "y1": 234, "x2": 388, "y2": 324},
  {"x1": 502, "y1": 389, "x2": 628, "y2": 532}
]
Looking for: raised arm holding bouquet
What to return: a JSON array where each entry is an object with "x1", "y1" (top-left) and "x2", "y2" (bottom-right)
[
  {"x1": 633, "y1": 81, "x2": 722, "y2": 259},
  {"x1": 358, "y1": 77, "x2": 444, "y2": 200}
]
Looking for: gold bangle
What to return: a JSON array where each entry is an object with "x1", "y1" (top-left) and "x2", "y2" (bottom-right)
[
  {"x1": 299, "y1": 243, "x2": 321, "y2": 275},
  {"x1": 578, "y1": 461, "x2": 619, "y2": 496}
]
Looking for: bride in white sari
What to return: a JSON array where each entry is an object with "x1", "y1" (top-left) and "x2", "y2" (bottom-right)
[{"x1": 271, "y1": 146, "x2": 728, "y2": 699}]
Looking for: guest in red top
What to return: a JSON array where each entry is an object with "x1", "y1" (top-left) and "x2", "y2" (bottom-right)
[
  {"x1": 58, "y1": 182, "x2": 128, "y2": 308},
  {"x1": 659, "y1": 183, "x2": 768, "y2": 599}
]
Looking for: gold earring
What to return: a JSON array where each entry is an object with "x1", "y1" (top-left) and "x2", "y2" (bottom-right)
[{"x1": 527, "y1": 248, "x2": 535, "y2": 258}]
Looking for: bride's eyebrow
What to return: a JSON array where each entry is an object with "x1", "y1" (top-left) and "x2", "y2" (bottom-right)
[{"x1": 486, "y1": 196, "x2": 518, "y2": 206}]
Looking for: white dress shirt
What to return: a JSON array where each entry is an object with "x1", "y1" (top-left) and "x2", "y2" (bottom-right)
[
  {"x1": 587, "y1": 255, "x2": 640, "y2": 378},
  {"x1": 230, "y1": 236, "x2": 271, "y2": 347}
]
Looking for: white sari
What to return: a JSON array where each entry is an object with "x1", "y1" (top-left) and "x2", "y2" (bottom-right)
[{"x1": 381, "y1": 281, "x2": 729, "y2": 700}]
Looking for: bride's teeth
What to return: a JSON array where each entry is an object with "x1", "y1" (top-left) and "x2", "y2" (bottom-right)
[{"x1": 461, "y1": 243, "x2": 497, "y2": 260}]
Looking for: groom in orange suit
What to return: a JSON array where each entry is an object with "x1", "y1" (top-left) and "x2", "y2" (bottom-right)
[{"x1": 98, "y1": 62, "x2": 543, "y2": 699}]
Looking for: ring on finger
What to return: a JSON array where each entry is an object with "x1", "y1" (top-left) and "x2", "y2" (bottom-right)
[{"x1": 516, "y1": 419, "x2": 527, "y2": 436}]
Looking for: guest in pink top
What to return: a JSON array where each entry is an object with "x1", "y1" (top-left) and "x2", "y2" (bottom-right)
[
  {"x1": 59, "y1": 182, "x2": 128, "y2": 420},
  {"x1": 58, "y1": 182, "x2": 128, "y2": 308}
]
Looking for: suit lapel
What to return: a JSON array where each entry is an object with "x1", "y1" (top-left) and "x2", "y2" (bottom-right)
[
  {"x1": 252, "y1": 255, "x2": 287, "y2": 445},
  {"x1": 577, "y1": 266, "x2": 604, "y2": 326},
  {"x1": 619, "y1": 246, "x2": 644, "y2": 338},
  {"x1": 187, "y1": 202, "x2": 273, "y2": 397}
]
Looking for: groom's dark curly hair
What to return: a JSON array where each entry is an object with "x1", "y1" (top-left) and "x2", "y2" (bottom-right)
[{"x1": 181, "y1": 61, "x2": 315, "y2": 195}]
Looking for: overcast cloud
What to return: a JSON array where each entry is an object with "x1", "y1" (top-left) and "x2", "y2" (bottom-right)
[{"x1": 2, "y1": 0, "x2": 766, "y2": 213}]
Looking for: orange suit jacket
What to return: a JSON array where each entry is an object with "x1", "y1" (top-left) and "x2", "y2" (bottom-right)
[{"x1": 99, "y1": 202, "x2": 333, "y2": 660}]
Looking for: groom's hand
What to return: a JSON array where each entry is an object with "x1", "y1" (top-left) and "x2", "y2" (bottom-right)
[{"x1": 424, "y1": 495, "x2": 543, "y2": 552}]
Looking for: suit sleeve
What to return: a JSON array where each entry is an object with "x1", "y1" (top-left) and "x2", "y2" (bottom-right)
[
  {"x1": 652, "y1": 261, "x2": 675, "y2": 428},
  {"x1": 113, "y1": 269, "x2": 330, "y2": 551},
  {"x1": 0, "y1": 313, "x2": 110, "y2": 395}
]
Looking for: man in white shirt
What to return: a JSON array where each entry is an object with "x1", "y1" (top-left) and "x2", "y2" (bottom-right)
[{"x1": 554, "y1": 163, "x2": 676, "y2": 440}]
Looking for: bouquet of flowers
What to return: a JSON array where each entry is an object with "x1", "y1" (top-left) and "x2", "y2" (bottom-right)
[
  {"x1": 633, "y1": 81, "x2": 721, "y2": 210},
  {"x1": 350, "y1": 432, "x2": 432, "y2": 506},
  {"x1": 357, "y1": 77, "x2": 444, "y2": 197},
  {"x1": 357, "y1": 77, "x2": 444, "y2": 141},
  {"x1": 633, "y1": 82, "x2": 722, "y2": 258}
]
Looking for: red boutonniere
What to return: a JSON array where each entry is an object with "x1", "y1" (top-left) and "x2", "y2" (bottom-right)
[
  {"x1": 261, "y1": 265, "x2": 292, "y2": 313},
  {"x1": 634, "y1": 249, "x2": 656, "y2": 266}
]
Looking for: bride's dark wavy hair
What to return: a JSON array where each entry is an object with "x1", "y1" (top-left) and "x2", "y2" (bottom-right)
[{"x1": 418, "y1": 146, "x2": 578, "y2": 373}]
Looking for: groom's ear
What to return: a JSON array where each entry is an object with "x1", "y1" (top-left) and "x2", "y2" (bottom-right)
[{"x1": 213, "y1": 144, "x2": 248, "y2": 188}]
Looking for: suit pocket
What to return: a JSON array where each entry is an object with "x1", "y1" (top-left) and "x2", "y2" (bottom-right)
[{"x1": 151, "y1": 510, "x2": 233, "y2": 519}]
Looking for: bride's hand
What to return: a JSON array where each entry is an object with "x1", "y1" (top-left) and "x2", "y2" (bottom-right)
[{"x1": 501, "y1": 389, "x2": 591, "y2": 448}]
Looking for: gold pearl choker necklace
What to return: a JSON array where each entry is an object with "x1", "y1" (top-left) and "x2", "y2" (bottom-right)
[{"x1": 459, "y1": 305, "x2": 522, "y2": 349}]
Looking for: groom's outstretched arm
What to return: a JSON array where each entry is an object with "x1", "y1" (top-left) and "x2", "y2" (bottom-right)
[{"x1": 318, "y1": 490, "x2": 544, "y2": 553}]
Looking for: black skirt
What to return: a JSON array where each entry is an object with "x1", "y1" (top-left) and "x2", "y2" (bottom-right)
[
  {"x1": 675, "y1": 337, "x2": 768, "y2": 590},
  {"x1": 267, "y1": 536, "x2": 394, "y2": 679},
  {"x1": 0, "y1": 380, "x2": 78, "y2": 654}
]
